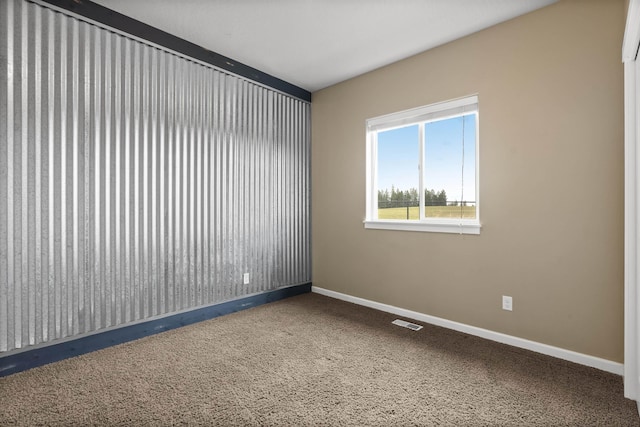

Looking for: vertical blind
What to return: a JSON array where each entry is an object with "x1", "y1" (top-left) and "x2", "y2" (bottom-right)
[{"x1": 0, "y1": 0, "x2": 311, "y2": 353}]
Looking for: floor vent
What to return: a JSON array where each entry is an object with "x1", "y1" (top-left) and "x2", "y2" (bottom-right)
[{"x1": 392, "y1": 319, "x2": 423, "y2": 331}]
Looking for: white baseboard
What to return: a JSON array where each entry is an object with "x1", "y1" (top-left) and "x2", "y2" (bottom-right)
[{"x1": 312, "y1": 286, "x2": 623, "y2": 376}]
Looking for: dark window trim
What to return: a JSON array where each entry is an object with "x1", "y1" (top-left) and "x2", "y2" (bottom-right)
[{"x1": 36, "y1": 0, "x2": 312, "y2": 102}]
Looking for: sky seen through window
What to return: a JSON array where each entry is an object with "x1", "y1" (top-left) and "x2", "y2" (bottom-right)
[{"x1": 377, "y1": 114, "x2": 476, "y2": 204}]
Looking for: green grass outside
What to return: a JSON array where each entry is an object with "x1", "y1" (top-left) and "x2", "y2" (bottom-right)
[{"x1": 378, "y1": 206, "x2": 476, "y2": 220}]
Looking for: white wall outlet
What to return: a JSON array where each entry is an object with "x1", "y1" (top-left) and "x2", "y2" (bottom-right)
[
  {"x1": 243, "y1": 273, "x2": 250, "y2": 285},
  {"x1": 502, "y1": 295, "x2": 513, "y2": 311}
]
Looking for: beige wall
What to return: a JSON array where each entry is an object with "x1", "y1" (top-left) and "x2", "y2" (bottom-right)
[{"x1": 311, "y1": 0, "x2": 625, "y2": 362}]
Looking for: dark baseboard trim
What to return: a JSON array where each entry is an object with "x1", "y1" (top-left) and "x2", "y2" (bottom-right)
[
  {"x1": 0, "y1": 283, "x2": 311, "y2": 377},
  {"x1": 34, "y1": 0, "x2": 311, "y2": 102}
]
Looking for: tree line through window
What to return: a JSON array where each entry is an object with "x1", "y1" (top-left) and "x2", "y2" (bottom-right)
[{"x1": 377, "y1": 186, "x2": 476, "y2": 220}]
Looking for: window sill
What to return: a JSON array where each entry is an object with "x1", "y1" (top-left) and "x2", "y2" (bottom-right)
[{"x1": 363, "y1": 219, "x2": 481, "y2": 235}]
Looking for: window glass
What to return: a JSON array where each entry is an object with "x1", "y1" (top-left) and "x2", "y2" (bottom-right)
[
  {"x1": 377, "y1": 125, "x2": 419, "y2": 220},
  {"x1": 424, "y1": 114, "x2": 476, "y2": 219}
]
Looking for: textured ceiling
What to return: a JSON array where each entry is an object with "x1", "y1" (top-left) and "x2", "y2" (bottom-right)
[{"x1": 93, "y1": 0, "x2": 558, "y2": 92}]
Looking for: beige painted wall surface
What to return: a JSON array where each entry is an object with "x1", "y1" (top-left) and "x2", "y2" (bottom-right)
[{"x1": 311, "y1": 0, "x2": 625, "y2": 362}]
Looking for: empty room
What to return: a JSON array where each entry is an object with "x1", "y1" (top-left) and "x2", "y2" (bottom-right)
[{"x1": 2, "y1": 0, "x2": 640, "y2": 424}]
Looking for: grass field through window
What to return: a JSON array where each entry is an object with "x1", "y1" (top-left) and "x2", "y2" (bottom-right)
[{"x1": 378, "y1": 206, "x2": 476, "y2": 220}]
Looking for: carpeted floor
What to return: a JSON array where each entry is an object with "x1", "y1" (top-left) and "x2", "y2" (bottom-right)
[{"x1": 0, "y1": 292, "x2": 638, "y2": 426}]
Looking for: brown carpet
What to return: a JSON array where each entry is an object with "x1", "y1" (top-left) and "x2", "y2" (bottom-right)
[{"x1": 0, "y1": 292, "x2": 638, "y2": 426}]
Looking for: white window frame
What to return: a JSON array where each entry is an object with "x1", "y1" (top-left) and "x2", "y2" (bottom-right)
[{"x1": 364, "y1": 95, "x2": 481, "y2": 234}]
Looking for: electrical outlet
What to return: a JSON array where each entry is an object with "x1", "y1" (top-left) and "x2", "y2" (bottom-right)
[
  {"x1": 502, "y1": 295, "x2": 513, "y2": 311},
  {"x1": 243, "y1": 273, "x2": 250, "y2": 285}
]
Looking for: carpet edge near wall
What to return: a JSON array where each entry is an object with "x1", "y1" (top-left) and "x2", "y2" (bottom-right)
[
  {"x1": 0, "y1": 283, "x2": 312, "y2": 378},
  {"x1": 311, "y1": 286, "x2": 624, "y2": 376}
]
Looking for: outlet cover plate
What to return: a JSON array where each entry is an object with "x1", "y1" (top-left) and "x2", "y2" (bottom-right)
[{"x1": 502, "y1": 295, "x2": 513, "y2": 311}]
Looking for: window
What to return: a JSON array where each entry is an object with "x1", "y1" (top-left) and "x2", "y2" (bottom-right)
[{"x1": 365, "y1": 95, "x2": 480, "y2": 234}]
